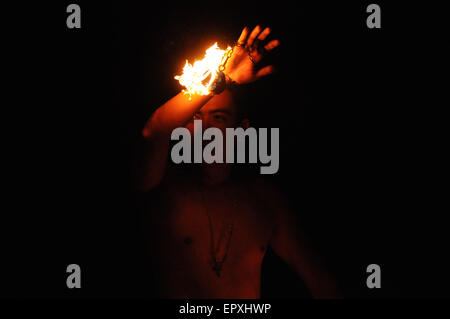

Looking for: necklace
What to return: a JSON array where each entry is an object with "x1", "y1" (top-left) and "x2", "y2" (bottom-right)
[
  {"x1": 199, "y1": 186, "x2": 235, "y2": 277},
  {"x1": 206, "y1": 214, "x2": 234, "y2": 277}
]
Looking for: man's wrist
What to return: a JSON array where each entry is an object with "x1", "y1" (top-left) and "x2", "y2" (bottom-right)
[
  {"x1": 210, "y1": 71, "x2": 238, "y2": 95},
  {"x1": 224, "y1": 72, "x2": 238, "y2": 88},
  {"x1": 209, "y1": 71, "x2": 226, "y2": 95}
]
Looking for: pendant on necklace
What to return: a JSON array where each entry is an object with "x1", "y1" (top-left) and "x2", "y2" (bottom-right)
[{"x1": 212, "y1": 260, "x2": 223, "y2": 277}]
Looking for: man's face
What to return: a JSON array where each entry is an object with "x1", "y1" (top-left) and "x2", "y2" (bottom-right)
[{"x1": 185, "y1": 90, "x2": 239, "y2": 134}]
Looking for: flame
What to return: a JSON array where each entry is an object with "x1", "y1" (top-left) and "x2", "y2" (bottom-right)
[{"x1": 175, "y1": 43, "x2": 232, "y2": 99}]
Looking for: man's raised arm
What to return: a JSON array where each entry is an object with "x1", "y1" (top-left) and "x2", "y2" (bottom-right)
[
  {"x1": 138, "y1": 25, "x2": 279, "y2": 192},
  {"x1": 139, "y1": 93, "x2": 214, "y2": 192}
]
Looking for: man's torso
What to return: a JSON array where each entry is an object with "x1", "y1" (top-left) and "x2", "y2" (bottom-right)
[{"x1": 144, "y1": 167, "x2": 276, "y2": 298}]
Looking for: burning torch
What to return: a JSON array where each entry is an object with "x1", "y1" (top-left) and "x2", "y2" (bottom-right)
[{"x1": 174, "y1": 43, "x2": 236, "y2": 99}]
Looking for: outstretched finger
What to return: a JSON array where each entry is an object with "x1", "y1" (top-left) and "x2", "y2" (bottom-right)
[
  {"x1": 264, "y1": 39, "x2": 280, "y2": 51},
  {"x1": 256, "y1": 65, "x2": 275, "y2": 78},
  {"x1": 237, "y1": 27, "x2": 249, "y2": 45},
  {"x1": 247, "y1": 25, "x2": 262, "y2": 47},
  {"x1": 257, "y1": 27, "x2": 271, "y2": 41}
]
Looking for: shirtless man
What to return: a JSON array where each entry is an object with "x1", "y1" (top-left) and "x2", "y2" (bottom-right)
[{"x1": 139, "y1": 26, "x2": 341, "y2": 298}]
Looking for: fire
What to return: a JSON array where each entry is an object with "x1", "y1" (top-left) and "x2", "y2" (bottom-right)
[{"x1": 175, "y1": 43, "x2": 232, "y2": 98}]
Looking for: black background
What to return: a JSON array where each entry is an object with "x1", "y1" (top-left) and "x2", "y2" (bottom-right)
[{"x1": 1, "y1": 1, "x2": 448, "y2": 299}]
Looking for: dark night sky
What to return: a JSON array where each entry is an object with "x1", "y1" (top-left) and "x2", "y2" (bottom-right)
[{"x1": 1, "y1": 1, "x2": 448, "y2": 299}]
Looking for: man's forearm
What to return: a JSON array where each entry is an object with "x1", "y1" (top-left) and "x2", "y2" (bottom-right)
[
  {"x1": 138, "y1": 91, "x2": 214, "y2": 191},
  {"x1": 142, "y1": 91, "x2": 213, "y2": 138}
]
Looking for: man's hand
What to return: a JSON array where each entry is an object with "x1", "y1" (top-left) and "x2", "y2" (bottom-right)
[{"x1": 224, "y1": 26, "x2": 280, "y2": 85}]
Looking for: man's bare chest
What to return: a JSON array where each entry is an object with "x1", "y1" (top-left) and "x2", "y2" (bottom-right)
[{"x1": 154, "y1": 183, "x2": 274, "y2": 270}]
